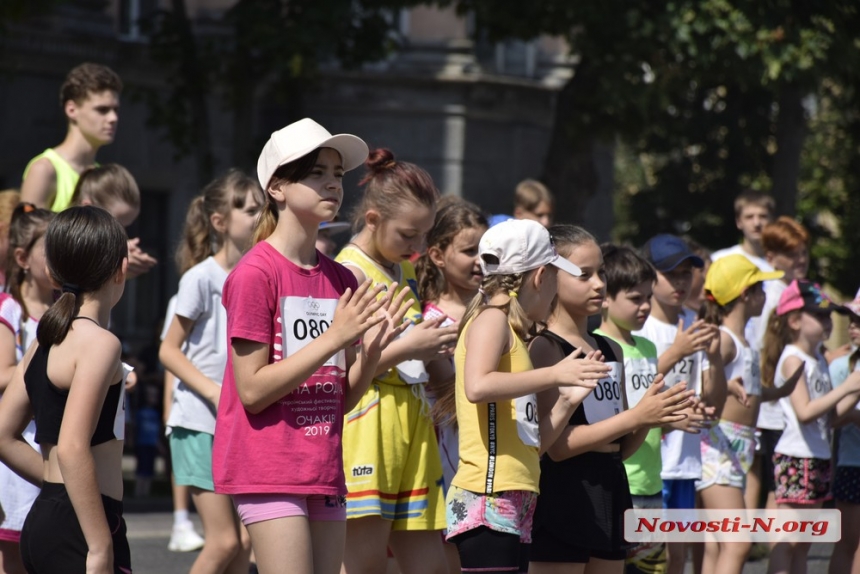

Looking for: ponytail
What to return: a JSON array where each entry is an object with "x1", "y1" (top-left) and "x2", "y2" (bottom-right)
[
  {"x1": 38, "y1": 290, "x2": 79, "y2": 348},
  {"x1": 175, "y1": 196, "x2": 213, "y2": 274},
  {"x1": 415, "y1": 253, "x2": 444, "y2": 304},
  {"x1": 761, "y1": 309, "x2": 798, "y2": 388},
  {"x1": 698, "y1": 292, "x2": 736, "y2": 326},
  {"x1": 253, "y1": 199, "x2": 278, "y2": 245}
]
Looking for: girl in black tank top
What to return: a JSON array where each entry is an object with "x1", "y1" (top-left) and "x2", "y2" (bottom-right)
[
  {"x1": 528, "y1": 227, "x2": 692, "y2": 571},
  {"x1": 0, "y1": 207, "x2": 133, "y2": 574}
]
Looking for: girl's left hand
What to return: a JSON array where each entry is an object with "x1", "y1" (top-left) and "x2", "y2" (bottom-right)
[{"x1": 362, "y1": 282, "x2": 415, "y2": 359}]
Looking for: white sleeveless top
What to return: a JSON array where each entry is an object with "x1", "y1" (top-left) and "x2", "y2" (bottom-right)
[
  {"x1": 774, "y1": 345, "x2": 832, "y2": 459},
  {"x1": 721, "y1": 326, "x2": 761, "y2": 397}
]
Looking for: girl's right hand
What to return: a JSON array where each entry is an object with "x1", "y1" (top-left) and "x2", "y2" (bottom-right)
[
  {"x1": 633, "y1": 376, "x2": 693, "y2": 427},
  {"x1": 401, "y1": 315, "x2": 459, "y2": 362},
  {"x1": 552, "y1": 348, "x2": 611, "y2": 389},
  {"x1": 330, "y1": 279, "x2": 391, "y2": 345}
]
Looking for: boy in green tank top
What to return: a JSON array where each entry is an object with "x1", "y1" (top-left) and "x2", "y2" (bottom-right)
[
  {"x1": 593, "y1": 245, "x2": 667, "y2": 574},
  {"x1": 21, "y1": 63, "x2": 122, "y2": 212}
]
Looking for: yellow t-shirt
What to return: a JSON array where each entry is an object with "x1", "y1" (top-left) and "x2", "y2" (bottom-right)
[
  {"x1": 452, "y1": 316, "x2": 541, "y2": 495},
  {"x1": 22, "y1": 149, "x2": 84, "y2": 212},
  {"x1": 335, "y1": 244, "x2": 423, "y2": 387}
]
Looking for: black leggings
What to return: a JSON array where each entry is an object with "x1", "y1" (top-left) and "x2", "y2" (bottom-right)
[
  {"x1": 21, "y1": 482, "x2": 131, "y2": 574},
  {"x1": 451, "y1": 526, "x2": 530, "y2": 573}
]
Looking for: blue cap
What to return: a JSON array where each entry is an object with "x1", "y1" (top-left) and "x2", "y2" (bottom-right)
[
  {"x1": 488, "y1": 214, "x2": 513, "y2": 228},
  {"x1": 642, "y1": 234, "x2": 704, "y2": 272}
]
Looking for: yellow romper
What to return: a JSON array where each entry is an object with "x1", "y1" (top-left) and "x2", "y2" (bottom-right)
[{"x1": 335, "y1": 245, "x2": 445, "y2": 531}]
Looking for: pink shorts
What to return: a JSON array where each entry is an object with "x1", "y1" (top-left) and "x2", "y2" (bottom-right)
[{"x1": 232, "y1": 493, "x2": 347, "y2": 526}]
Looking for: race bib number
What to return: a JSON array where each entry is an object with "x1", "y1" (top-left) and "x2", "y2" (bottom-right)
[
  {"x1": 744, "y1": 349, "x2": 762, "y2": 396},
  {"x1": 515, "y1": 394, "x2": 539, "y2": 447},
  {"x1": 395, "y1": 324, "x2": 430, "y2": 384},
  {"x1": 116, "y1": 362, "x2": 133, "y2": 440},
  {"x1": 281, "y1": 296, "x2": 345, "y2": 369},
  {"x1": 624, "y1": 357, "x2": 658, "y2": 408},
  {"x1": 662, "y1": 352, "x2": 701, "y2": 394},
  {"x1": 583, "y1": 362, "x2": 624, "y2": 423}
]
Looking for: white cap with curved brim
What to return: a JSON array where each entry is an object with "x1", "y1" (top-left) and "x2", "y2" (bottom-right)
[
  {"x1": 257, "y1": 118, "x2": 369, "y2": 189},
  {"x1": 479, "y1": 219, "x2": 582, "y2": 278}
]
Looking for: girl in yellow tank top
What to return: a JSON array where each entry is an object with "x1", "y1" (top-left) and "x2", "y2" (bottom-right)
[{"x1": 440, "y1": 219, "x2": 610, "y2": 573}]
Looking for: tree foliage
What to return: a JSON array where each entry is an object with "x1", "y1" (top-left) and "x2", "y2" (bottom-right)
[
  {"x1": 433, "y1": 0, "x2": 860, "y2": 293},
  {"x1": 141, "y1": 0, "x2": 398, "y2": 183}
]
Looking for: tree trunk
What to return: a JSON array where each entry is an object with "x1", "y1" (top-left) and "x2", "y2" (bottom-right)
[
  {"x1": 771, "y1": 84, "x2": 807, "y2": 218},
  {"x1": 541, "y1": 59, "x2": 615, "y2": 240}
]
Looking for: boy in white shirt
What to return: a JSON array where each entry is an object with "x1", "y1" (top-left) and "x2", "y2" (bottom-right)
[{"x1": 634, "y1": 234, "x2": 726, "y2": 574}]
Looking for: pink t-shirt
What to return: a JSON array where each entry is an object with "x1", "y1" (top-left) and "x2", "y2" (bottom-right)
[{"x1": 212, "y1": 241, "x2": 358, "y2": 496}]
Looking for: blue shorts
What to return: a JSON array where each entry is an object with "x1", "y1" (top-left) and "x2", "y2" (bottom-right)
[
  {"x1": 170, "y1": 427, "x2": 214, "y2": 491},
  {"x1": 662, "y1": 479, "x2": 696, "y2": 509}
]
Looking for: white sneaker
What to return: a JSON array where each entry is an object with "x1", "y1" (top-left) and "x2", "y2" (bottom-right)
[{"x1": 168, "y1": 522, "x2": 205, "y2": 552}]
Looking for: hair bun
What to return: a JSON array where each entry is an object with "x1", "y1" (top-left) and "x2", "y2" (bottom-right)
[{"x1": 365, "y1": 148, "x2": 396, "y2": 173}]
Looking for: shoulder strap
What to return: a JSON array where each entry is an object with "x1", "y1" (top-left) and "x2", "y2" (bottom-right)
[{"x1": 536, "y1": 330, "x2": 577, "y2": 357}]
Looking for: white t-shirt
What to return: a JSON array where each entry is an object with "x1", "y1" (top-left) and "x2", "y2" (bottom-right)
[
  {"x1": 0, "y1": 294, "x2": 40, "y2": 533},
  {"x1": 710, "y1": 244, "x2": 773, "y2": 271},
  {"x1": 166, "y1": 257, "x2": 228, "y2": 435},
  {"x1": 634, "y1": 309, "x2": 709, "y2": 480},
  {"x1": 756, "y1": 280, "x2": 787, "y2": 430},
  {"x1": 774, "y1": 345, "x2": 832, "y2": 459},
  {"x1": 721, "y1": 326, "x2": 761, "y2": 397}
]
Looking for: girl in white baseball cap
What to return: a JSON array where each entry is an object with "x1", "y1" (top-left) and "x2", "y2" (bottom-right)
[
  {"x1": 444, "y1": 219, "x2": 611, "y2": 572},
  {"x1": 211, "y1": 119, "x2": 415, "y2": 574}
]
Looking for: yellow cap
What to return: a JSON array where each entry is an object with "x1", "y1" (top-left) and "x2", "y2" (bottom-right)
[{"x1": 703, "y1": 254, "x2": 784, "y2": 306}]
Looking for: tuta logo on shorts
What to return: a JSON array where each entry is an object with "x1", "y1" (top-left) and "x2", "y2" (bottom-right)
[{"x1": 352, "y1": 465, "x2": 374, "y2": 477}]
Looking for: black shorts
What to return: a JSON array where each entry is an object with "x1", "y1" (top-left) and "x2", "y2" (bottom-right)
[
  {"x1": 531, "y1": 525, "x2": 627, "y2": 563},
  {"x1": 21, "y1": 482, "x2": 131, "y2": 574},
  {"x1": 531, "y1": 451, "x2": 632, "y2": 563},
  {"x1": 758, "y1": 429, "x2": 783, "y2": 493},
  {"x1": 451, "y1": 526, "x2": 530, "y2": 573}
]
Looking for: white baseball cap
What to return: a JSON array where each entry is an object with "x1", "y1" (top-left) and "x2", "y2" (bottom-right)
[
  {"x1": 479, "y1": 219, "x2": 582, "y2": 277},
  {"x1": 257, "y1": 118, "x2": 369, "y2": 189}
]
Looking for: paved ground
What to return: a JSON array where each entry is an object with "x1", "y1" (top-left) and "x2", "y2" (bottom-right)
[{"x1": 123, "y1": 502, "x2": 835, "y2": 574}]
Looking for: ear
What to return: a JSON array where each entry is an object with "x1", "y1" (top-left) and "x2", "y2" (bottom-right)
[
  {"x1": 531, "y1": 265, "x2": 548, "y2": 290},
  {"x1": 513, "y1": 206, "x2": 525, "y2": 219},
  {"x1": 64, "y1": 99, "x2": 78, "y2": 122},
  {"x1": 427, "y1": 245, "x2": 445, "y2": 268},
  {"x1": 786, "y1": 312, "x2": 802, "y2": 332},
  {"x1": 365, "y1": 210, "x2": 382, "y2": 232},
  {"x1": 210, "y1": 211, "x2": 227, "y2": 234},
  {"x1": 116, "y1": 257, "x2": 129, "y2": 283},
  {"x1": 13, "y1": 247, "x2": 28, "y2": 271},
  {"x1": 267, "y1": 181, "x2": 287, "y2": 204}
]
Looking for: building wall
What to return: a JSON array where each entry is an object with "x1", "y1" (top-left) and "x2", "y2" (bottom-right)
[{"x1": 0, "y1": 1, "x2": 571, "y2": 353}]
